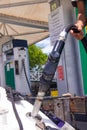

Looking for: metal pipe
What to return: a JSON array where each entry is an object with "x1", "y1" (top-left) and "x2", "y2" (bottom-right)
[
  {"x1": 0, "y1": 0, "x2": 48, "y2": 9},
  {"x1": 0, "y1": 13, "x2": 49, "y2": 30},
  {"x1": 12, "y1": 30, "x2": 48, "y2": 36}
]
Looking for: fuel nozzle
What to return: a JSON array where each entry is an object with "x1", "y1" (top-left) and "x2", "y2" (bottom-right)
[
  {"x1": 31, "y1": 82, "x2": 49, "y2": 117},
  {"x1": 31, "y1": 24, "x2": 79, "y2": 118}
]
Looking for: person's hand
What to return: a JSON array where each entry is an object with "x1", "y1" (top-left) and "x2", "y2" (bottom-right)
[
  {"x1": 70, "y1": 23, "x2": 84, "y2": 40},
  {"x1": 70, "y1": 29, "x2": 84, "y2": 40}
]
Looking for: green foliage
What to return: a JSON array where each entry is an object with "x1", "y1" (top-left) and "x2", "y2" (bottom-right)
[{"x1": 28, "y1": 44, "x2": 48, "y2": 69}]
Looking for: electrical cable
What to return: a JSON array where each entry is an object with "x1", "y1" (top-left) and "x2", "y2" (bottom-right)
[{"x1": 6, "y1": 87, "x2": 24, "y2": 130}]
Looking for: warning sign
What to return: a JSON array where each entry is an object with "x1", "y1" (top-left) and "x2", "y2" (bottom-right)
[{"x1": 57, "y1": 65, "x2": 64, "y2": 80}]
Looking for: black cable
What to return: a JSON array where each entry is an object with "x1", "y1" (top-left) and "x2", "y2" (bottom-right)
[
  {"x1": 7, "y1": 87, "x2": 23, "y2": 130},
  {"x1": 22, "y1": 59, "x2": 33, "y2": 95},
  {"x1": 81, "y1": 36, "x2": 87, "y2": 53},
  {"x1": 65, "y1": 24, "x2": 80, "y2": 33}
]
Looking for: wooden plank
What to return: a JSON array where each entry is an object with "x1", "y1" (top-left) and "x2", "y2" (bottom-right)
[{"x1": 70, "y1": 97, "x2": 87, "y2": 114}]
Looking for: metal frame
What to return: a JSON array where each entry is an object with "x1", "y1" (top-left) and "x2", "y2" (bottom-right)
[
  {"x1": 0, "y1": 0, "x2": 48, "y2": 8},
  {"x1": 0, "y1": 0, "x2": 50, "y2": 44},
  {"x1": 0, "y1": 13, "x2": 49, "y2": 30},
  {"x1": 13, "y1": 30, "x2": 48, "y2": 36}
]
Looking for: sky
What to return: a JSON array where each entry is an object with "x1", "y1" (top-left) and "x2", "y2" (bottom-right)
[{"x1": 36, "y1": 37, "x2": 53, "y2": 54}]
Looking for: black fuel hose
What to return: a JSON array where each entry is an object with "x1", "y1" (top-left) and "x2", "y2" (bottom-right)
[
  {"x1": 65, "y1": 24, "x2": 80, "y2": 33},
  {"x1": 39, "y1": 24, "x2": 80, "y2": 91},
  {"x1": 6, "y1": 87, "x2": 24, "y2": 130},
  {"x1": 22, "y1": 59, "x2": 33, "y2": 95},
  {"x1": 68, "y1": 25, "x2": 87, "y2": 53}
]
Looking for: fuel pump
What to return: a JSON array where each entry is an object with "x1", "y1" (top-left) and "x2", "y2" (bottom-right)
[{"x1": 2, "y1": 39, "x2": 31, "y2": 95}]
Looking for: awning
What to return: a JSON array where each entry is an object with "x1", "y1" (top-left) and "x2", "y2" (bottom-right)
[{"x1": 0, "y1": 0, "x2": 50, "y2": 45}]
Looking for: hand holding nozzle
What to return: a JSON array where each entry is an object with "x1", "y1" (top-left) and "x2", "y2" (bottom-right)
[
  {"x1": 71, "y1": 26, "x2": 80, "y2": 33},
  {"x1": 70, "y1": 25, "x2": 87, "y2": 53},
  {"x1": 70, "y1": 25, "x2": 84, "y2": 40}
]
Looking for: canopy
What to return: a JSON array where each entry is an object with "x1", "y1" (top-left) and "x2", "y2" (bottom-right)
[{"x1": 0, "y1": 0, "x2": 50, "y2": 45}]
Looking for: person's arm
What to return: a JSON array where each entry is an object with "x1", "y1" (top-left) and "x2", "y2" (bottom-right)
[
  {"x1": 76, "y1": 1, "x2": 86, "y2": 30},
  {"x1": 71, "y1": 0, "x2": 86, "y2": 40}
]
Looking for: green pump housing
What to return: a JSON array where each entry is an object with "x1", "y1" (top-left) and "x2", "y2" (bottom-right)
[{"x1": 2, "y1": 39, "x2": 31, "y2": 95}]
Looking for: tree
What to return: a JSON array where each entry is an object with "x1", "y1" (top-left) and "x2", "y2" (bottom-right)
[{"x1": 28, "y1": 44, "x2": 48, "y2": 69}]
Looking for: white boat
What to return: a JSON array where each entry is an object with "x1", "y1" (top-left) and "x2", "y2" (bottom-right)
[{"x1": 0, "y1": 86, "x2": 75, "y2": 130}]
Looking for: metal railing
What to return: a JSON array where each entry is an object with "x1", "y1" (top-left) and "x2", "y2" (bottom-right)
[
  {"x1": 30, "y1": 70, "x2": 42, "y2": 81},
  {"x1": 30, "y1": 70, "x2": 56, "y2": 82}
]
